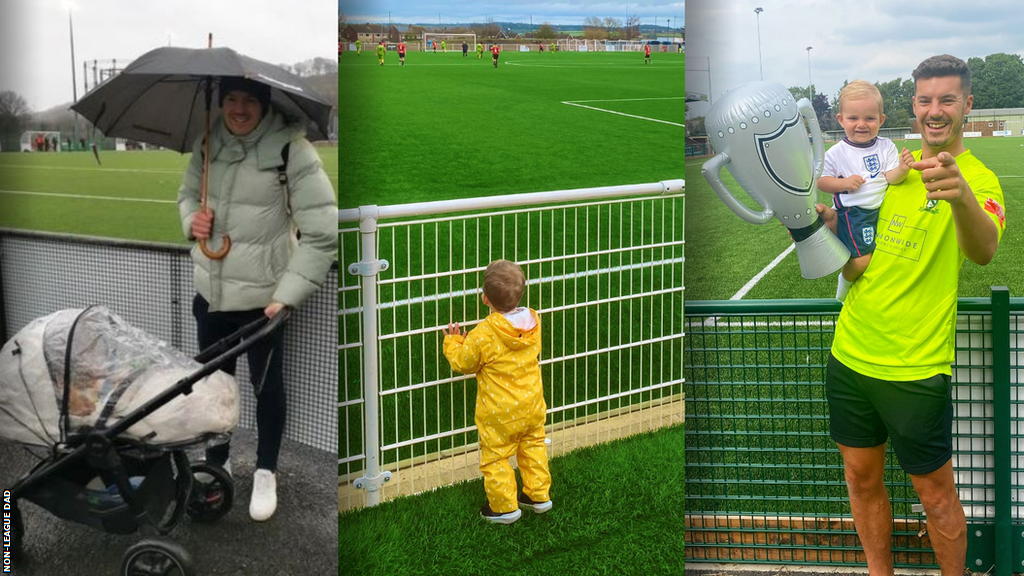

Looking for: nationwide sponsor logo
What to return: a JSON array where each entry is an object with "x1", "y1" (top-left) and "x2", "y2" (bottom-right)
[
  {"x1": 984, "y1": 197, "x2": 1006, "y2": 228},
  {"x1": 864, "y1": 154, "x2": 880, "y2": 177},
  {"x1": 876, "y1": 213, "x2": 925, "y2": 261}
]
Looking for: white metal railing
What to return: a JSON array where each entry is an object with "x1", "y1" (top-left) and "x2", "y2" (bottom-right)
[{"x1": 338, "y1": 180, "x2": 684, "y2": 510}]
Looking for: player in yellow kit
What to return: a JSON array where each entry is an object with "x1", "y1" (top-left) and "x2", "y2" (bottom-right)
[{"x1": 443, "y1": 260, "x2": 552, "y2": 524}]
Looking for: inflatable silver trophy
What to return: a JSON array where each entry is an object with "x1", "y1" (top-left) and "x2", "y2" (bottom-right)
[{"x1": 702, "y1": 81, "x2": 850, "y2": 279}]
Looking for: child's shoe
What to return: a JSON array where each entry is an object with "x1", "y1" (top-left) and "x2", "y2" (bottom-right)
[
  {"x1": 517, "y1": 493, "x2": 553, "y2": 514},
  {"x1": 480, "y1": 504, "x2": 521, "y2": 524}
]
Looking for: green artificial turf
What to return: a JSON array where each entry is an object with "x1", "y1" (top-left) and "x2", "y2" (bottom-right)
[
  {"x1": 0, "y1": 147, "x2": 338, "y2": 243},
  {"x1": 338, "y1": 423, "x2": 686, "y2": 576},
  {"x1": 338, "y1": 50, "x2": 685, "y2": 209}
]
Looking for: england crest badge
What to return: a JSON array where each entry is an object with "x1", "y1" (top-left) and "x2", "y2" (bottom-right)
[
  {"x1": 863, "y1": 154, "x2": 881, "y2": 178},
  {"x1": 862, "y1": 226, "x2": 875, "y2": 245}
]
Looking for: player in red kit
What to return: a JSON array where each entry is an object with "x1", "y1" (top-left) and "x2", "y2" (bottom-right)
[
  {"x1": 398, "y1": 41, "x2": 406, "y2": 66},
  {"x1": 491, "y1": 43, "x2": 500, "y2": 68},
  {"x1": 644, "y1": 43, "x2": 651, "y2": 64}
]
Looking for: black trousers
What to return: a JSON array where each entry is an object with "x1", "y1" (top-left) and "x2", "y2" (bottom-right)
[{"x1": 193, "y1": 294, "x2": 286, "y2": 471}]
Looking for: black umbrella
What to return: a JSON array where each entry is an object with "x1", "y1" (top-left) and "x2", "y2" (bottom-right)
[
  {"x1": 71, "y1": 45, "x2": 333, "y2": 153},
  {"x1": 71, "y1": 41, "x2": 333, "y2": 259}
]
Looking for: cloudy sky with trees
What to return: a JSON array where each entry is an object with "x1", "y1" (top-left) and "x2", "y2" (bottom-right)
[
  {"x1": 0, "y1": 0, "x2": 336, "y2": 112},
  {"x1": 686, "y1": 0, "x2": 1024, "y2": 121}
]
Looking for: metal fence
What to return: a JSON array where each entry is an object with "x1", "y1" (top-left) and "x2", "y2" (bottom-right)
[
  {"x1": 685, "y1": 289, "x2": 1023, "y2": 573},
  {"x1": 338, "y1": 181, "x2": 685, "y2": 511},
  {"x1": 0, "y1": 229, "x2": 338, "y2": 452}
]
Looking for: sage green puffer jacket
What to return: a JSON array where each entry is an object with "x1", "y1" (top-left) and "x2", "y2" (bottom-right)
[{"x1": 177, "y1": 107, "x2": 337, "y2": 312}]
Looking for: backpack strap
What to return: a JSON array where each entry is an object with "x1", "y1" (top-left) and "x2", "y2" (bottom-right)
[{"x1": 277, "y1": 141, "x2": 291, "y2": 186}]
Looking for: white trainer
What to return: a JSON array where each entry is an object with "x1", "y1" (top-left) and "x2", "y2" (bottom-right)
[{"x1": 249, "y1": 469, "x2": 277, "y2": 521}]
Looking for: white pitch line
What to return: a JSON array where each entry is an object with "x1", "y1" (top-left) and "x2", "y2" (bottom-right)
[
  {"x1": 0, "y1": 189, "x2": 175, "y2": 204},
  {"x1": 731, "y1": 243, "x2": 796, "y2": 300},
  {"x1": 701, "y1": 243, "x2": 797, "y2": 327},
  {"x1": 561, "y1": 101, "x2": 685, "y2": 128},
  {"x1": 687, "y1": 319, "x2": 837, "y2": 329},
  {"x1": 565, "y1": 97, "x2": 686, "y2": 103},
  {"x1": 505, "y1": 61, "x2": 683, "y2": 70},
  {"x1": 0, "y1": 163, "x2": 339, "y2": 177},
  {"x1": 0, "y1": 164, "x2": 182, "y2": 174}
]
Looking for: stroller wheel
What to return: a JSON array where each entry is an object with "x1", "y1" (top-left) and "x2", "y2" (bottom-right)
[
  {"x1": 186, "y1": 462, "x2": 234, "y2": 523},
  {"x1": 121, "y1": 538, "x2": 194, "y2": 576}
]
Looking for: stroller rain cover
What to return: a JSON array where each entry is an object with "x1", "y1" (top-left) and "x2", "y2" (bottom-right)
[{"x1": 0, "y1": 307, "x2": 238, "y2": 447}]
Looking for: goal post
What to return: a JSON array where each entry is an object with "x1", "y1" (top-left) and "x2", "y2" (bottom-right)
[
  {"x1": 20, "y1": 131, "x2": 62, "y2": 152},
  {"x1": 422, "y1": 33, "x2": 476, "y2": 52}
]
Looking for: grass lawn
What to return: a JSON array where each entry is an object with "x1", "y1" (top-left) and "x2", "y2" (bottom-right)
[
  {"x1": 0, "y1": 146, "x2": 338, "y2": 243},
  {"x1": 685, "y1": 137, "x2": 1023, "y2": 300},
  {"x1": 338, "y1": 423, "x2": 685, "y2": 576}
]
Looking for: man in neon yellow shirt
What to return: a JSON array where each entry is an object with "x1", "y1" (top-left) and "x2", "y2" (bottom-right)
[{"x1": 818, "y1": 54, "x2": 1004, "y2": 575}]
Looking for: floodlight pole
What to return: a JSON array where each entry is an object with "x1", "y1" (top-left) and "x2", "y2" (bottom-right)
[
  {"x1": 69, "y1": 9, "x2": 78, "y2": 146},
  {"x1": 806, "y1": 46, "x2": 813, "y2": 101},
  {"x1": 754, "y1": 8, "x2": 763, "y2": 81}
]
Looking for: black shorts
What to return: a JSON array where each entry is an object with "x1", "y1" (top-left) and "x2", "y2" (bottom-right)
[
  {"x1": 825, "y1": 353, "x2": 953, "y2": 475},
  {"x1": 835, "y1": 205, "x2": 878, "y2": 258},
  {"x1": 399, "y1": 52, "x2": 405, "y2": 58},
  {"x1": 493, "y1": 53, "x2": 499, "y2": 60}
]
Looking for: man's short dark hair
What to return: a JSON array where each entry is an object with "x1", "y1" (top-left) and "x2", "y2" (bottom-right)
[{"x1": 912, "y1": 54, "x2": 971, "y2": 95}]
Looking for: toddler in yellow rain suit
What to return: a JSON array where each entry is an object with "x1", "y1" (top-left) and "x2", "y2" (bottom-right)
[{"x1": 443, "y1": 259, "x2": 552, "y2": 525}]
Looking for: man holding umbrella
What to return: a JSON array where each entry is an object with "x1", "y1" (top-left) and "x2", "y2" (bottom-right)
[
  {"x1": 179, "y1": 75, "x2": 336, "y2": 521},
  {"x1": 73, "y1": 43, "x2": 338, "y2": 522}
]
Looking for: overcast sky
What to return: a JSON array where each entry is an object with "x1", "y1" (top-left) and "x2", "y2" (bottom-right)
[
  {"x1": 340, "y1": 0, "x2": 685, "y2": 28},
  {"x1": 685, "y1": 0, "x2": 1024, "y2": 117},
  {"x1": 0, "y1": 0, "x2": 335, "y2": 112}
]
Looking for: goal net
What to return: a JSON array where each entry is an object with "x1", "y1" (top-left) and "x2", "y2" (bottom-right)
[
  {"x1": 422, "y1": 33, "x2": 476, "y2": 52},
  {"x1": 20, "y1": 131, "x2": 62, "y2": 152}
]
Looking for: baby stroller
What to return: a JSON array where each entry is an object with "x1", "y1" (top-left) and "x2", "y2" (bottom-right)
[{"x1": 0, "y1": 305, "x2": 289, "y2": 575}]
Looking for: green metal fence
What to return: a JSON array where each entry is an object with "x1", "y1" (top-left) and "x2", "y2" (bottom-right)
[{"x1": 684, "y1": 288, "x2": 1023, "y2": 574}]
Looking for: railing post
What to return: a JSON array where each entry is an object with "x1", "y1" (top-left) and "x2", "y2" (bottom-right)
[
  {"x1": 349, "y1": 206, "x2": 391, "y2": 506},
  {"x1": 992, "y1": 286, "x2": 1010, "y2": 576}
]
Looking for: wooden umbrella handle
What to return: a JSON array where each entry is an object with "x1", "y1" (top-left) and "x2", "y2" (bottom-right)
[{"x1": 199, "y1": 70, "x2": 230, "y2": 260}]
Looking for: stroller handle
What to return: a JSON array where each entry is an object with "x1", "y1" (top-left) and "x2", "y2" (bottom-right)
[{"x1": 193, "y1": 306, "x2": 291, "y2": 365}]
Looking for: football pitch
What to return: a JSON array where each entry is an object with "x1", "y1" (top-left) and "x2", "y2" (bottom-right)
[
  {"x1": 685, "y1": 136, "x2": 1023, "y2": 300},
  {"x1": 337, "y1": 49, "x2": 685, "y2": 208},
  {"x1": 0, "y1": 147, "x2": 339, "y2": 244}
]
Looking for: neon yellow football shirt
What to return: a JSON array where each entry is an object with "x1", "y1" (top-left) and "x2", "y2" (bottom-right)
[{"x1": 832, "y1": 149, "x2": 1005, "y2": 380}]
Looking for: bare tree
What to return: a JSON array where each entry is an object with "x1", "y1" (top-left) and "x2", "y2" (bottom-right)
[
  {"x1": 603, "y1": 17, "x2": 623, "y2": 41},
  {"x1": 483, "y1": 17, "x2": 500, "y2": 39},
  {"x1": 583, "y1": 16, "x2": 607, "y2": 40},
  {"x1": 625, "y1": 14, "x2": 640, "y2": 40},
  {"x1": 0, "y1": 90, "x2": 31, "y2": 151},
  {"x1": 338, "y1": 12, "x2": 346, "y2": 36}
]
